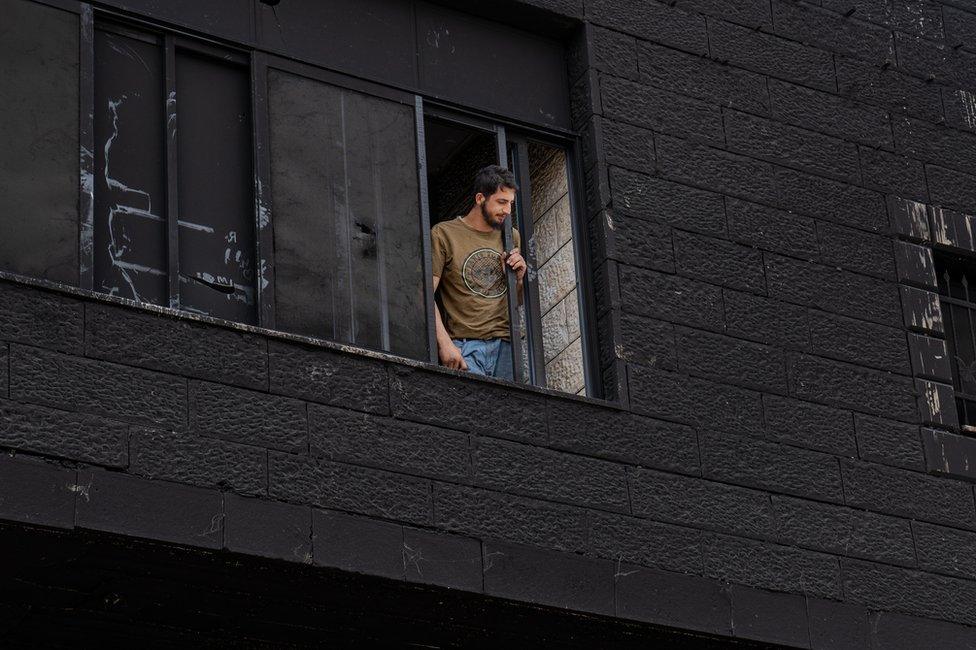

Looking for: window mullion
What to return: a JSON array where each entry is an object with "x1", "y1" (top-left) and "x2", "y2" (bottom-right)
[
  {"x1": 163, "y1": 33, "x2": 180, "y2": 309},
  {"x1": 415, "y1": 96, "x2": 438, "y2": 364},
  {"x1": 251, "y1": 51, "x2": 276, "y2": 329},
  {"x1": 495, "y1": 125, "x2": 526, "y2": 385}
]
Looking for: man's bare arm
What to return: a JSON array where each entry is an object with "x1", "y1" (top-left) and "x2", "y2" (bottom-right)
[{"x1": 433, "y1": 275, "x2": 467, "y2": 370}]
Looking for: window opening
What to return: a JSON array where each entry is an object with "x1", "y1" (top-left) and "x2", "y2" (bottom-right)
[{"x1": 937, "y1": 252, "x2": 976, "y2": 432}]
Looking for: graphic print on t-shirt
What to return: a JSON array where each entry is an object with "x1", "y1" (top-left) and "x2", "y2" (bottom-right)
[{"x1": 461, "y1": 247, "x2": 507, "y2": 298}]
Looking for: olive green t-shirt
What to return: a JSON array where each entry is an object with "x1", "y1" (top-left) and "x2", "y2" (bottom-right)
[{"x1": 431, "y1": 217, "x2": 520, "y2": 340}]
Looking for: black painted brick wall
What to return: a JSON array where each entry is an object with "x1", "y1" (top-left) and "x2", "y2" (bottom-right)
[{"x1": 6, "y1": 0, "x2": 976, "y2": 646}]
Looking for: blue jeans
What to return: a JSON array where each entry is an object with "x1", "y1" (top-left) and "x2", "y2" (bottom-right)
[{"x1": 452, "y1": 338, "x2": 513, "y2": 380}]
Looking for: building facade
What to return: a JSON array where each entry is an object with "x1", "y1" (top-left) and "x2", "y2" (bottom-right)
[{"x1": 2, "y1": 0, "x2": 976, "y2": 645}]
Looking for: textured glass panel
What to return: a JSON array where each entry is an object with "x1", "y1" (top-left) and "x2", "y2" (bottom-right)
[
  {"x1": 93, "y1": 28, "x2": 167, "y2": 303},
  {"x1": 269, "y1": 69, "x2": 425, "y2": 359},
  {"x1": 0, "y1": 0, "x2": 79, "y2": 283}
]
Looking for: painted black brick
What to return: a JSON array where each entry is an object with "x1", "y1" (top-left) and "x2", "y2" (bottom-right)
[
  {"x1": 269, "y1": 452, "x2": 431, "y2": 525},
  {"x1": 0, "y1": 281, "x2": 83, "y2": 353},
  {"x1": 806, "y1": 311, "x2": 909, "y2": 375},
  {"x1": 893, "y1": 241, "x2": 936, "y2": 290},
  {"x1": 267, "y1": 340, "x2": 388, "y2": 415},
  {"x1": 834, "y1": 54, "x2": 944, "y2": 123},
  {"x1": 129, "y1": 427, "x2": 267, "y2": 496},
  {"x1": 630, "y1": 468, "x2": 777, "y2": 540},
  {"x1": 772, "y1": 495, "x2": 916, "y2": 567},
  {"x1": 600, "y1": 75, "x2": 724, "y2": 146},
  {"x1": 0, "y1": 454, "x2": 76, "y2": 529},
  {"x1": 842, "y1": 559, "x2": 976, "y2": 627},
  {"x1": 790, "y1": 354, "x2": 917, "y2": 421},
  {"x1": 471, "y1": 437, "x2": 630, "y2": 512},
  {"x1": 312, "y1": 509, "x2": 403, "y2": 580},
  {"x1": 309, "y1": 404, "x2": 470, "y2": 481},
  {"x1": 841, "y1": 459, "x2": 976, "y2": 529},
  {"x1": 858, "y1": 146, "x2": 928, "y2": 201},
  {"x1": 85, "y1": 303, "x2": 268, "y2": 391},
  {"x1": 614, "y1": 565, "x2": 732, "y2": 636},
  {"x1": 9, "y1": 345, "x2": 187, "y2": 430},
  {"x1": 0, "y1": 398, "x2": 127, "y2": 467},
  {"x1": 389, "y1": 367, "x2": 547, "y2": 445},
  {"x1": 676, "y1": 328, "x2": 787, "y2": 393},
  {"x1": 588, "y1": 511, "x2": 702, "y2": 573},
  {"x1": 75, "y1": 470, "x2": 223, "y2": 549},
  {"x1": 583, "y1": 25, "x2": 638, "y2": 81},
  {"x1": 628, "y1": 365, "x2": 764, "y2": 436},
  {"x1": 822, "y1": 0, "x2": 943, "y2": 39},
  {"x1": 730, "y1": 585, "x2": 809, "y2": 647},
  {"x1": 945, "y1": 5, "x2": 976, "y2": 49},
  {"x1": 854, "y1": 414, "x2": 924, "y2": 471},
  {"x1": 770, "y1": 0, "x2": 895, "y2": 62},
  {"x1": 894, "y1": 31, "x2": 976, "y2": 89},
  {"x1": 703, "y1": 534, "x2": 842, "y2": 599},
  {"x1": 768, "y1": 78, "x2": 894, "y2": 149},
  {"x1": 586, "y1": 0, "x2": 708, "y2": 54},
  {"x1": 774, "y1": 165, "x2": 888, "y2": 233},
  {"x1": 724, "y1": 290, "x2": 810, "y2": 349},
  {"x1": 927, "y1": 164, "x2": 976, "y2": 213},
  {"x1": 483, "y1": 541, "x2": 614, "y2": 616},
  {"x1": 762, "y1": 394, "x2": 856, "y2": 456},
  {"x1": 0, "y1": 343, "x2": 6, "y2": 398},
  {"x1": 724, "y1": 110, "x2": 860, "y2": 183},
  {"x1": 432, "y1": 483, "x2": 587, "y2": 553},
  {"x1": 189, "y1": 380, "x2": 307, "y2": 454},
  {"x1": 636, "y1": 41, "x2": 770, "y2": 114},
  {"x1": 600, "y1": 119, "x2": 655, "y2": 175},
  {"x1": 807, "y1": 598, "x2": 869, "y2": 650},
  {"x1": 726, "y1": 198, "x2": 820, "y2": 261},
  {"x1": 707, "y1": 18, "x2": 836, "y2": 90},
  {"x1": 869, "y1": 611, "x2": 976, "y2": 649},
  {"x1": 614, "y1": 312, "x2": 677, "y2": 369},
  {"x1": 943, "y1": 87, "x2": 976, "y2": 133},
  {"x1": 656, "y1": 136, "x2": 780, "y2": 207},
  {"x1": 816, "y1": 222, "x2": 896, "y2": 281},
  {"x1": 894, "y1": 115, "x2": 976, "y2": 175},
  {"x1": 605, "y1": 213, "x2": 674, "y2": 271},
  {"x1": 673, "y1": 231, "x2": 766, "y2": 293},
  {"x1": 672, "y1": 0, "x2": 771, "y2": 26},
  {"x1": 402, "y1": 528, "x2": 483, "y2": 592},
  {"x1": 608, "y1": 167, "x2": 726, "y2": 236},
  {"x1": 700, "y1": 431, "x2": 845, "y2": 503},
  {"x1": 765, "y1": 255, "x2": 901, "y2": 326},
  {"x1": 617, "y1": 266, "x2": 724, "y2": 331},
  {"x1": 546, "y1": 398, "x2": 698, "y2": 472},
  {"x1": 914, "y1": 522, "x2": 976, "y2": 581},
  {"x1": 224, "y1": 494, "x2": 311, "y2": 563}
]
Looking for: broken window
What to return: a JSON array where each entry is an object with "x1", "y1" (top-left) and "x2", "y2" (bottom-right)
[
  {"x1": 937, "y1": 253, "x2": 976, "y2": 432},
  {"x1": 92, "y1": 24, "x2": 257, "y2": 322},
  {"x1": 0, "y1": 0, "x2": 80, "y2": 284}
]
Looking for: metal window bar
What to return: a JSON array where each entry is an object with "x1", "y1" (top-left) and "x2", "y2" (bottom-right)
[
  {"x1": 495, "y1": 125, "x2": 525, "y2": 384},
  {"x1": 937, "y1": 255, "x2": 976, "y2": 432}
]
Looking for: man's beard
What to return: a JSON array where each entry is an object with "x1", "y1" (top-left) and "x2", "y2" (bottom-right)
[{"x1": 481, "y1": 202, "x2": 504, "y2": 230}]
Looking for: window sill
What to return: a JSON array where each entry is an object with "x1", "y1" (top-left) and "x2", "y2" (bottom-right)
[{"x1": 0, "y1": 269, "x2": 622, "y2": 411}]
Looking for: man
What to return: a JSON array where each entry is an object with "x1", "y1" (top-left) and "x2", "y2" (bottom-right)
[{"x1": 431, "y1": 165, "x2": 527, "y2": 379}]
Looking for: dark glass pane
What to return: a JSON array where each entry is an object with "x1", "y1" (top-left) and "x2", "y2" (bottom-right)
[
  {"x1": 269, "y1": 69, "x2": 426, "y2": 360},
  {"x1": 0, "y1": 0, "x2": 79, "y2": 284},
  {"x1": 176, "y1": 51, "x2": 256, "y2": 323},
  {"x1": 93, "y1": 28, "x2": 167, "y2": 303}
]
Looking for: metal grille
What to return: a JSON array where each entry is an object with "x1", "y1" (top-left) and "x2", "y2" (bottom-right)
[{"x1": 937, "y1": 254, "x2": 976, "y2": 430}]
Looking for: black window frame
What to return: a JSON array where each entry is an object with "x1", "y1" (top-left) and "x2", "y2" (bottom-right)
[
  {"x1": 73, "y1": 3, "x2": 603, "y2": 398},
  {"x1": 936, "y1": 251, "x2": 976, "y2": 433}
]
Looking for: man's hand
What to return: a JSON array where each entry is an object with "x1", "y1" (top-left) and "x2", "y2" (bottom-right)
[
  {"x1": 502, "y1": 248, "x2": 527, "y2": 282},
  {"x1": 438, "y1": 339, "x2": 468, "y2": 371}
]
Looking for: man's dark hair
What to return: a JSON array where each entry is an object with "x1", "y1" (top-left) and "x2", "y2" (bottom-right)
[{"x1": 472, "y1": 165, "x2": 518, "y2": 200}]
